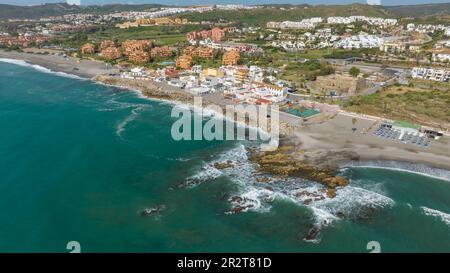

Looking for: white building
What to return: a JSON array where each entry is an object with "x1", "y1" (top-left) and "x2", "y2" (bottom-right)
[
  {"x1": 121, "y1": 67, "x2": 149, "y2": 80},
  {"x1": 334, "y1": 34, "x2": 383, "y2": 49},
  {"x1": 327, "y1": 16, "x2": 397, "y2": 27},
  {"x1": 432, "y1": 53, "x2": 450, "y2": 63},
  {"x1": 266, "y1": 18, "x2": 323, "y2": 30},
  {"x1": 411, "y1": 67, "x2": 450, "y2": 82}
]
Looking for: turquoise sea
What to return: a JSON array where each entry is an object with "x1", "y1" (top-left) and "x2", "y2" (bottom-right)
[{"x1": 0, "y1": 60, "x2": 449, "y2": 253}]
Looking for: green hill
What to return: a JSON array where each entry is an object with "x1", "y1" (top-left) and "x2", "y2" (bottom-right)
[
  {"x1": 386, "y1": 3, "x2": 450, "y2": 18},
  {"x1": 0, "y1": 3, "x2": 82, "y2": 20},
  {"x1": 0, "y1": 3, "x2": 166, "y2": 21},
  {"x1": 2, "y1": 2, "x2": 450, "y2": 23},
  {"x1": 181, "y1": 4, "x2": 392, "y2": 26}
]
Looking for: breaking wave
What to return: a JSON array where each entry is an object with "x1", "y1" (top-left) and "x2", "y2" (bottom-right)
[
  {"x1": 98, "y1": 96, "x2": 150, "y2": 112},
  {"x1": 421, "y1": 206, "x2": 450, "y2": 227},
  {"x1": 181, "y1": 144, "x2": 395, "y2": 240},
  {"x1": 0, "y1": 58, "x2": 85, "y2": 80},
  {"x1": 342, "y1": 160, "x2": 450, "y2": 182}
]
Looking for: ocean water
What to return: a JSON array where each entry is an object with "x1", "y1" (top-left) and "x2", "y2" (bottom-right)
[{"x1": 0, "y1": 61, "x2": 449, "y2": 253}]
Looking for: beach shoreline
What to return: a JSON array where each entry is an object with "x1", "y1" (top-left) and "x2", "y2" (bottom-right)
[{"x1": 1, "y1": 49, "x2": 450, "y2": 173}]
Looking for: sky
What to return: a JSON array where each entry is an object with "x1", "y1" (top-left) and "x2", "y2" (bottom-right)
[{"x1": 1, "y1": 0, "x2": 449, "y2": 7}]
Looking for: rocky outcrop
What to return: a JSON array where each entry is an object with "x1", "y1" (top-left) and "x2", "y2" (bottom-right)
[
  {"x1": 213, "y1": 161, "x2": 234, "y2": 170},
  {"x1": 94, "y1": 76, "x2": 194, "y2": 103},
  {"x1": 249, "y1": 144, "x2": 349, "y2": 197}
]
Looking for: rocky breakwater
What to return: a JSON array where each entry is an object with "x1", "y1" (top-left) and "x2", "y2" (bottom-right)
[
  {"x1": 93, "y1": 75, "x2": 194, "y2": 103},
  {"x1": 249, "y1": 144, "x2": 349, "y2": 198}
]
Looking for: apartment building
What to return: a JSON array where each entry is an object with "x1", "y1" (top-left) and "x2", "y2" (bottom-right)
[
  {"x1": 122, "y1": 40, "x2": 153, "y2": 56},
  {"x1": 411, "y1": 67, "x2": 450, "y2": 82},
  {"x1": 101, "y1": 46, "x2": 122, "y2": 60},
  {"x1": 222, "y1": 50, "x2": 240, "y2": 66},
  {"x1": 176, "y1": 55, "x2": 193, "y2": 70},
  {"x1": 81, "y1": 43, "x2": 96, "y2": 54},
  {"x1": 150, "y1": 46, "x2": 175, "y2": 58}
]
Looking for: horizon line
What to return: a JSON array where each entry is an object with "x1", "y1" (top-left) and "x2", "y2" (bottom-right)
[{"x1": 1, "y1": 2, "x2": 449, "y2": 8}]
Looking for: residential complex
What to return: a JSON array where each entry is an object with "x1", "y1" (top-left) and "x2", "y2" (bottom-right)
[{"x1": 411, "y1": 67, "x2": 450, "y2": 82}]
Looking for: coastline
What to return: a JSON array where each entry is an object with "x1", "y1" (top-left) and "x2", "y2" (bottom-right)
[
  {"x1": 0, "y1": 49, "x2": 119, "y2": 78},
  {"x1": 1, "y1": 49, "x2": 450, "y2": 174}
]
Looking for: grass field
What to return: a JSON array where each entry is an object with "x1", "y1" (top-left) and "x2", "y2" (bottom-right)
[
  {"x1": 86, "y1": 25, "x2": 201, "y2": 46},
  {"x1": 337, "y1": 80, "x2": 450, "y2": 130}
]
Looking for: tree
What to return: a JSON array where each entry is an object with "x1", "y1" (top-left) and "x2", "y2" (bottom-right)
[{"x1": 349, "y1": 67, "x2": 360, "y2": 77}]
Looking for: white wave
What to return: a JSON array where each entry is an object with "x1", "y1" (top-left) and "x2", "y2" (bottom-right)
[
  {"x1": 311, "y1": 186, "x2": 395, "y2": 219},
  {"x1": 228, "y1": 188, "x2": 275, "y2": 214},
  {"x1": 166, "y1": 157, "x2": 192, "y2": 162},
  {"x1": 0, "y1": 58, "x2": 85, "y2": 80},
  {"x1": 343, "y1": 160, "x2": 450, "y2": 182},
  {"x1": 183, "y1": 164, "x2": 223, "y2": 188},
  {"x1": 169, "y1": 100, "x2": 271, "y2": 142},
  {"x1": 182, "y1": 144, "x2": 396, "y2": 236},
  {"x1": 421, "y1": 206, "x2": 450, "y2": 227},
  {"x1": 100, "y1": 97, "x2": 150, "y2": 112}
]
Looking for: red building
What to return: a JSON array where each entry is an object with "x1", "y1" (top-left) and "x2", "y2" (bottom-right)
[{"x1": 211, "y1": 27, "x2": 225, "y2": 42}]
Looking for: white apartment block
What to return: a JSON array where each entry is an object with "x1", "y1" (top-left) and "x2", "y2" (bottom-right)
[
  {"x1": 432, "y1": 53, "x2": 450, "y2": 63},
  {"x1": 266, "y1": 18, "x2": 323, "y2": 30},
  {"x1": 327, "y1": 16, "x2": 397, "y2": 27},
  {"x1": 407, "y1": 23, "x2": 450, "y2": 35},
  {"x1": 411, "y1": 67, "x2": 450, "y2": 82},
  {"x1": 334, "y1": 34, "x2": 383, "y2": 49}
]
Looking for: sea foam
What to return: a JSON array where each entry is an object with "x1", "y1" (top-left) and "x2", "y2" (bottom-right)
[
  {"x1": 182, "y1": 144, "x2": 395, "y2": 231},
  {"x1": 342, "y1": 160, "x2": 450, "y2": 182},
  {"x1": 0, "y1": 58, "x2": 85, "y2": 80},
  {"x1": 421, "y1": 206, "x2": 450, "y2": 227},
  {"x1": 115, "y1": 105, "x2": 148, "y2": 138}
]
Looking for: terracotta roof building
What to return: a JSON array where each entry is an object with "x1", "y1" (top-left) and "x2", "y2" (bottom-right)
[
  {"x1": 186, "y1": 28, "x2": 227, "y2": 42},
  {"x1": 122, "y1": 39, "x2": 153, "y2": 56},
  {"x1": 81, "y1": 43, "x2": 96, "y2": 55},
  {"x1": 235, "y1": 68, "x2": 249, "y2": 86},
  {"x1": 150, "y1": 46, "x2": 175, "y2": 58},
  {"x1": 128, "y1": 50, "x2": 150, "y2": 64},
  {"x1": 100, "y1": 40, "x2": 116, "y2": 51},
  {"x1": 196, "y1": 47, "x2": 215, "y2": 58},
  {"x1": 176, "y1": 55, "x2": 193, "y2": 70},
  {"x1": 211, "y1": 27, "x2": 225, "y2": 42},
  {"x1": 183, "y1": 46, "x2": 214, "y2": 59},
  {"x1": 101, "y1": 46, "x2": 122, "y2": 61},
  {"x1": 222, "y1": 50, "x2": 240, "y2": 66}
]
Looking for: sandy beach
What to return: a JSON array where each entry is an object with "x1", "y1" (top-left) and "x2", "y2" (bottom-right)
[
  {"x1": 0, "y1": 49, "x2": 119, "y2": 78},
  {"x1": 290, "y1": 114, "x2": 450, "y2": 171},
  {"x1": 1, "y1": 49, "x2": 449, "y2": 172}
]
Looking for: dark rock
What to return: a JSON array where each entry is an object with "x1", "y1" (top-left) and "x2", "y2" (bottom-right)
[{"x1": 304, "y1": 226, "x2": 320, "y2": 241}]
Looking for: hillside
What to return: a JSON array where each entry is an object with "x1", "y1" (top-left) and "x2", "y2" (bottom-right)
[
  {"x1": 386, "y1": 3, "x2": 450, "y2": 18},
  {"x1": 0, "y1": 3, "x2": 82, "y2": 20},
  {"x1": 0, "y1": 3, "x2": 166, "y2": 21},
  {"x1": 2, "y1": 2, "x2": 450, "y2": 22},
  {"x1": 182, "y1": 4, "x2": 392, "y2": 26}
]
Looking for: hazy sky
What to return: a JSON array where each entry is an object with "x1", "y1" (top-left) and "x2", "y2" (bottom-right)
[{"x1": 1, "y1": 0, "x2": 450, "y2": 6}]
